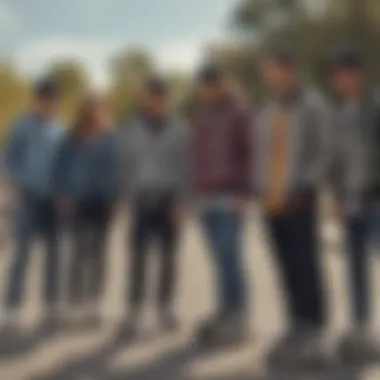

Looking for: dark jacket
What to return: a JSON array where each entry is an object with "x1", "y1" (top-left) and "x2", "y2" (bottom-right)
[
  {"x1": 55, "y1": 131, "x2": 120, "y2": 202},
  {"x1": 330, "y1": 89, "x2": 380, "y2": 211},
  {"x1": 192, "y1": 94, "x2": 253, "y2": 196},
  {"x1": 364, "y1": 91, "x2": 380, "y2": 199}
]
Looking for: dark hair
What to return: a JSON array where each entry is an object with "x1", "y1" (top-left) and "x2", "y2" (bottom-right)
[
  {"x1": 34, "y1": 78, "x2": 60, "y2": 99},
  {"x1": 143, "y1": 75, "x2": 168, "y2": 97},
  {"x1": 328, "y1": 45, "x2": 363, "y2": 71},
  {"x1": 263, "y1": 44, "x2": 299, "y2": 67},
  {"x1": 197, "y1": 62, "x2": 224, "y2": 84},
  {"x1": 71, "y1": 94, "x2": 105, "y2": 140}
]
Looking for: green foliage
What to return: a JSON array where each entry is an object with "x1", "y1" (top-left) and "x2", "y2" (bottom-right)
[
  {"x1": 107, "y1": 48, "x2": 156, "y2": 124},
  {"x1": 2, "y1": 0, "x2": 380, "y2": 135},
  {"x1": 48, "y1": 60, "x2": 89, "y2": 125},
  {"x1": 0, "y1": 62, "x2": 29, "y2": 145},
  {"x1": 228, "y1": 0, "x2": 380, "y2": 99}
]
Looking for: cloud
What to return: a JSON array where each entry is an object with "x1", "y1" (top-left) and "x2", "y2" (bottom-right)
[
  {"x1": 155, "y1": 40, "x2": 204, "y2": 73},
  {"x1": 13, "y1": 38, "x2": 124, "y2": 88},
  {"x1": 0, "y1": 2, "x2": 21, "y2": 33},
  {"x1": 13, "y1": 37, "x2": 208, "y2": 88}
]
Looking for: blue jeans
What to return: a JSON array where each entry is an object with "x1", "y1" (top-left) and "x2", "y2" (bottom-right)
[
  {"x1": 344, "y1": 203, "x2": 380, "y2": 326},
  {"x1": 368, "y1": 202, "x2": 380, "y2": 251},
  {"x1": 5, "y1": 191, "x2": 60, "y2": 310},
  {"x1": 200, "y1": 201, "x2": 246, "y2": 314}
]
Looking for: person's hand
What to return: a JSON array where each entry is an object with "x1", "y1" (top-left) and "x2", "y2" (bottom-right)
[
  {"x1": 171, "y1": 203, "x2": 188, "y2": 225},
  {"x1": 231, "y1": 197, "x2": 250, "y2": 214},
  {"x1": 333, "y1": 203, "x2": 344, "y2": 222},
  {"x1": 58, "y1": 198, "x2": 74, "y2": 218}
]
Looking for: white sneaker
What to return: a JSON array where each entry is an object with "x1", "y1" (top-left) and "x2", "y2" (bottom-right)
[{"x1": 339, "y1": 328, "x2": 380, "y2": 363}]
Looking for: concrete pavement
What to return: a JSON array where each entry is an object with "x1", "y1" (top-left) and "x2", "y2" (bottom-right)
[{"x1": 0, "y1": 213, "x2": 379, "y2": 379}]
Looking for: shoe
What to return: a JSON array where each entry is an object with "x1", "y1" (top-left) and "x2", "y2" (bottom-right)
[
  {"x1": 339, "y1": 328, "x2": 380, "y2": 364},
  {"x1": 197, "y1": 311, "x2": 227, "y2": 341},
  {"x1": 117, "y1": 310, "x2": 140, "y2": 342},
  {"x1": 83, "y1": 303, "x2": 103, "y2": 329},
  {"x1": 0, "y1": 321, "x2": 24, "y2": 344},
  {"x1": 197, "y1": 311, "x2": 248, "y2": 349},
  {"x1": 36, "y1": 313, "x2": 63, "y2": 338},
  {"x1": 158, "y1": 308, "x2": 180, "y2": 332},
  {"x1": 267, "y1": 329, "x2": 301, "y2": 368},
  {"x1": 268, "y1": 327, "x2": 332, "y2": 371}
]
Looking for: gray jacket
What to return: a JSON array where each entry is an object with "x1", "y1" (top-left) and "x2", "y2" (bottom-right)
[
  {"x1": 330, "y1": 91, "x2": 380, "y2": 214},
  {"x1": 255, "y1": 87, "x2": 332, "y2": 199},
  {"x1": 120, "y1": 115, "x2": 189, "y2": 200}
]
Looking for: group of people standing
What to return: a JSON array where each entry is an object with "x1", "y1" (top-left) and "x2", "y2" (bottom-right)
[{"x1": 1, "y1": 43, "x2": 380, "y2": 368}]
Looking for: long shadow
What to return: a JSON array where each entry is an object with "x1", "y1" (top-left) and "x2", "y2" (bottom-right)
[
  {"x1": 104, "y1": 343, "x2": 199, "y2": 380},
  {"x1": 29, "y1": 333, "x2": 370, "y2": 380},
  {"x1": 0, "y1": 318, "x2": 107, "y2": 362},
  {"x1": 30, "y1": 333, "x2": 246, "y2": 380},
  {"x1": 29, "y1": 328, "x2": 189, "y2": 380},
  {"x1": 0, "y1": 325, "x2": 62, "y2": 361},
  {"x1": 91, "y1": 349, "x2": 366, "y2": 380},
  {"x1": 197, "y1": 362, "x2": 364, "y2": 380},
  {"x1": 29, "y1": 334, "x2": 132, "y2": 380}
]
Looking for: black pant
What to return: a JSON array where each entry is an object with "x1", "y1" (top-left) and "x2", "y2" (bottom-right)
[
  {"x1": 68, "y1": 199, "x2": 112, "y2": 305},
  {"x1": 345, "y1": 212, "x2": 371, "y2": 326},
  {"x1": 6, "y1": 192, "x2": 60, "y2": 310},
  {"x1": 128, "y1": 194, "x2": 178, "y2": 309},
  {"x1": 265, "y1": 193, "x2": 326, "y2": 330}
]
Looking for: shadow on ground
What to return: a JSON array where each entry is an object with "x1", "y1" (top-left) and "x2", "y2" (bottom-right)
[{"x1": 29, "y1": 333, "x2": 367, "y2": 380}]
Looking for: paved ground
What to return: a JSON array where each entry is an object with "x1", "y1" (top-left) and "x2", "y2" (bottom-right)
[{"x1": 0, "y1": 211, "x2": 380, "y2": 380}]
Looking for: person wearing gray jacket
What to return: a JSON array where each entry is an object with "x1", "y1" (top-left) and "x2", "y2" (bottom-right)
[
  {"x1": 119, "y1": 76, "x2": 189, "y2": 338},
  {"x1": 256, "y1": 46, "x2": 331, "y2": 369},
  {"x1": 329, "y1": 46, "x2": 380, "y2": 362}
]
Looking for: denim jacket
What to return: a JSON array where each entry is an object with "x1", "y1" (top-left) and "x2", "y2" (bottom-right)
[
  {"x1": 4, "y1": 112, "x2": 64, "y2": 196},
  {"x1": 54, "y1": 131, "x2": 120, "y2": 202}
]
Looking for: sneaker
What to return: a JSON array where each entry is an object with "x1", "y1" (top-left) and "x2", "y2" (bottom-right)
[
  {"x1": 82, "y1": 303, "x2": 103, "y2": 329},
  {"x1": 117, "y1": 310, "x2": 140, "y2": 342},
  {"x1": 339, "y1": 328, "x2": 380, "y2": 364},
  {"x1": 0, "y1": 321, "x2": 24, "y2": 344},
  {"x1": 268, "y1": 327, "x2": 332, "y2": 371},
  {"x1": 197, "y1": 311, "x2": 227, "y2": 341},
  {"x1": 36, "y1": 313, "x2": 63, "y2": 338},
  {"x1": 158, "y1": 308, "x2": 179, "y2": 332},
  {"x1": 267, "y1": 329, "x2": 301, "y2": 368},
  {"x1": 197, "y1": 311, "x2": 248, "y2": 349}
]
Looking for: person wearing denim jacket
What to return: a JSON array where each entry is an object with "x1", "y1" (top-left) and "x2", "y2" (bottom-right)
[
  {"x1": 2, "y1": 79, "x2": 64, "y2": 336},
  {"x1": 55, "y1": 95, "x2": 119, "y2": 323}
]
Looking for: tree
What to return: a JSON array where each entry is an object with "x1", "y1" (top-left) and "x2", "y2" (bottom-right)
[
  {"x1": 48, "y1": 60, "x2": 89, "y2": 124},
  {"x1": 228, "y1": 0, "x2": 380, "y2": 97},
  {"x1": 0, "y1": 62, "x2": 29, "y2": 144},
  {"x1": 107, "y1": 48, "x2": 155, "y2": 124}
]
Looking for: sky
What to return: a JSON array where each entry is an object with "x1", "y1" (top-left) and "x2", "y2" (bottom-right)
[{"x1": 0, "y1": 0, "x2": 236, "y2": 87}]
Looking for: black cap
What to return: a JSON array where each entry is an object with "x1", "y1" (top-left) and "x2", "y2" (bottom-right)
[
  {"x1": 329, "y1": 46, "x2": 363, "y2": 70},
  {"x1": 143, "y1": 75, "x2": 168, "y2": 96},
  {"x1": 264, "y1": 44, "x2": 299, "y2": 67},
  {"x1": 197, "y1": 62, "x2": 223, "y2": 84},
  {"x1": 34, "y1": 78, "x2": 60, "y2": 99}
]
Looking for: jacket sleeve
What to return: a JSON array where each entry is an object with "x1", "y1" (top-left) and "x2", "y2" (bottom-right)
[
  {"x1": 303, "y1": 93, "x2": 333, "y2": 189},
  {"x1": 3, "y1": 117, "x2": 27, "y2": 186},
  {"x1": 235, "y1": 108, "x2": 254, "y2": 195},
  {"x1": 106, "y1": 134, "x2": 122, "y2": 201},
  {"x1": 175, "y1": 120, "x2": 191, "y2": 202},
  {"x1": 52, "y1": 136, "x2": 70, "y2": 197},
  {"x1": 118, "y1": 125, "x2": 134, "y2": 199},
  {"x1": 327, "y1": 112, "x2": 344, "y2": 203}
]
